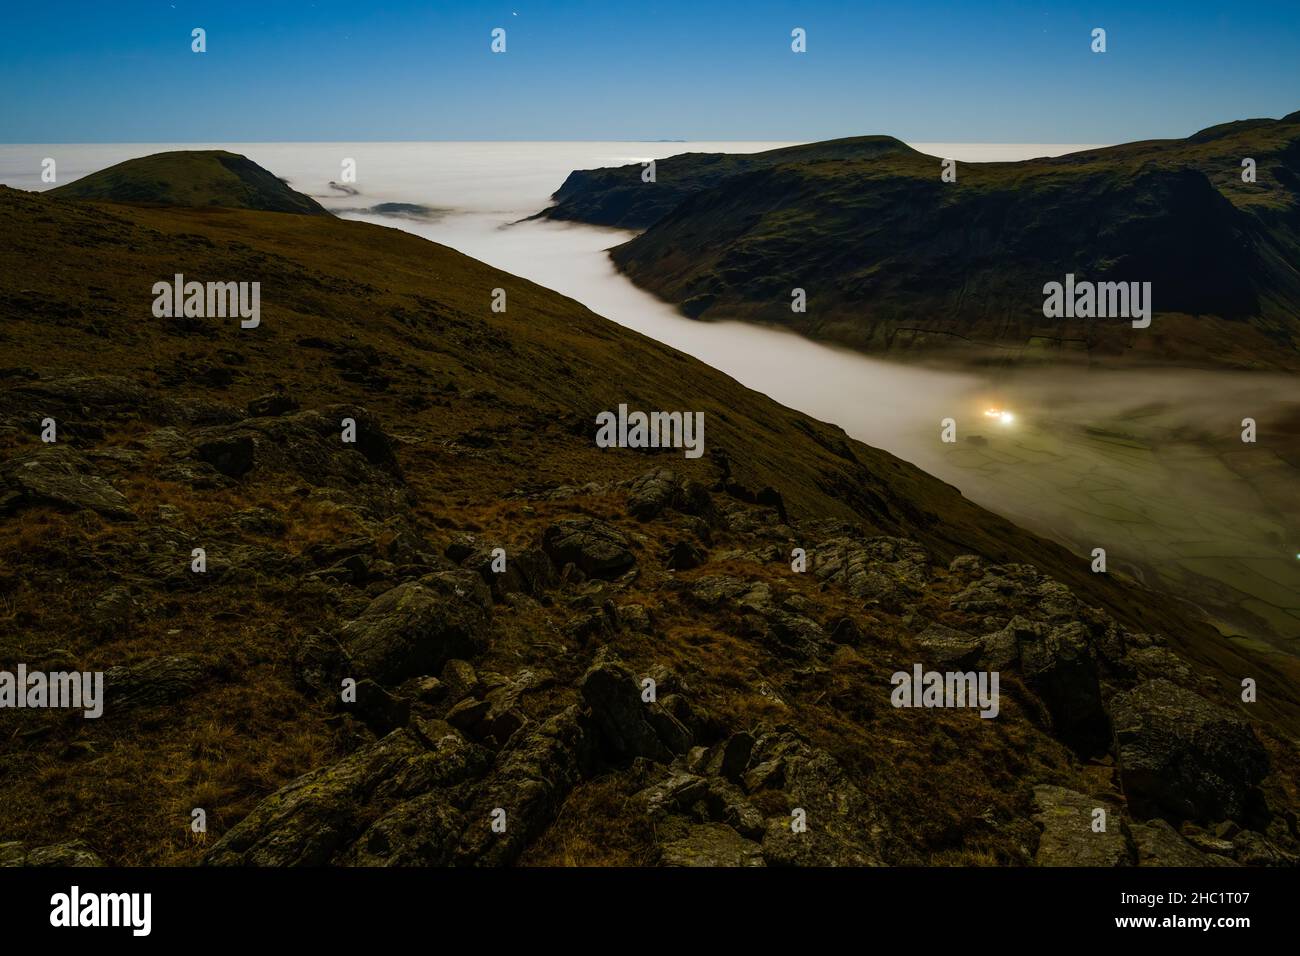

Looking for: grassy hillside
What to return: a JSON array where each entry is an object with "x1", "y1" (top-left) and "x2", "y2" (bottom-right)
[
  {"x1": 49, "y1": 150, "x2": 330, "y2": 216},
  {"x1": 539, "y1": 113, "x2": 1300, "y2": 370},
  {"x1": 1, "y1": 172, "x2": 1297, "y2": 867}
]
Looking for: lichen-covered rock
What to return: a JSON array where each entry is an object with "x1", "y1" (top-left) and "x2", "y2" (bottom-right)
[
  {"x1": 0, "y1": 445, "x2": 135, "y2": 519},
  {"x1": 0, "y1": 839, "x2": 104, "y2": 867},
  {"x1": 205, "y1": 722, "x2": 486, "y2": 866},
  {"x1": 1129, "y1": 819, "x2": 1214, "y2": 866},
  {"x1": 454, "y1": 705, "x2": 594, "y2": 866},
  {"x1": 626, "y1": 468, "x2": 680, "y2": 520},
  {"x1": 1110, "y1": 680, "x2": 1268, "y2": 824},
  {"x1": 1032, "y1": 785, "x2": 1131, "y2": 866},
  {"x1": 659, "y1": 823, "x2": 765, "y2": 867},
  {"x1": 542, "y1": 516, "x2": 635, "y2": 579},
  {"x1": 761, "y1": 818, "x2": 882, "y2": 867},
  {"x1": 338, "y1": 792, "x2": 463, "y2": 866},
  {"x1": 812, "y1": 536, "x2": 930, "y2": 610}
]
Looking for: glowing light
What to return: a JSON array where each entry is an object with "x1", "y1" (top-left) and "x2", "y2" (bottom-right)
[{"x1": 983, "y1": 408, "x2": 1015, "y2": 425}]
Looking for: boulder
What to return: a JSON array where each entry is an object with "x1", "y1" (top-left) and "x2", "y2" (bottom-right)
[
  {"x1": 542, "y1": 517, "x2": 635, "y2": 579},
  {"x1": 913, "y1": 622, "x2": 982, "y2": 668},
  {"x1": 812, "y1": 536, "x2": 930, "y2": 610},
  {"x1": 0, "y1": 839, "x2": 104, "y2": 867},
  {"x1": 1130, "y1": 819, "x2": 1214, "y2": 866},
  {"x1": 1110, "y1": 680, "x2": 1268, "y2": 824},
  {"x1": 0, "y1": 445, "x2": 135, "y2": 519},
  {"x1": 340, "y1": 572, "x2": 491, "y2": 686},
  {"x1": 440, "y1": 659, "x2": 480, "y2": 705},
  {"x1": 626, "y1": 468, "x2": 680, "y2": 520},
  {"x1": 349, "y1": 679, "x2": 411, "y2": 735},
  {"x1": 338, "y1": 792, "x2": 463, "y2": 866},
  {"x1": 580, "y1": 654, "x2": 691, "y2": 762},
  {"x1": 454, "y1": 705, "x2": 594, "y2": 866},
  {"x1": 665, "y1": 539, "x2": 707, "y2": 571},
  {"x1": 1019, "y1": 622, "x2": 1110, "y2": 755},
  {"x1": 761, "y1": 818, "x2": 882, "y2": 867},
  {"x1": 205, "y1": 722, "x2": 486, "y2": 866},
  {"x1": 105, "y1": 655, "x2": 211, "y2": 710}
]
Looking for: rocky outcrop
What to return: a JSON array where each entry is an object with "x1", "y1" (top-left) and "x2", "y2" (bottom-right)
[{"x1": 205, "y1": 721, "x2": 488, "y2": 866}]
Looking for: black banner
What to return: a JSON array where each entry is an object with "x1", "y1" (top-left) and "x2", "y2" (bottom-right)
[{"x1": 0, "y1": 865, "x2": 1284, "y2": 941}]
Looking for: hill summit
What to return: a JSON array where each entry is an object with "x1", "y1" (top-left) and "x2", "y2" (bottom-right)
[{"x1": 49, "y1": 150, "x2": 330, "y2": 216}]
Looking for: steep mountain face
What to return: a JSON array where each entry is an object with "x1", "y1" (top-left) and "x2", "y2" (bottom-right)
[
  {"x1": 1, "y1": 171, "x2": 1298, "y2": 867},
  {"x1": 540, "y1": 114, "x2": 1300, "y2": 370},
  {"x1": 48, "y1": 150, "x2": 331, "y2": 216}
]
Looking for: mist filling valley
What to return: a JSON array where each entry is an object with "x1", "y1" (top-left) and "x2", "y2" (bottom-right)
[{"x1": 5, "y1": 140, "x2": 1295, "y2": 651}]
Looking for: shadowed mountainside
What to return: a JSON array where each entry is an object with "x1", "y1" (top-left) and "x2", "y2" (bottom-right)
[
  {"x1": 1, "y1": 158, "x2": 1298, "y2": 867},
  {"x1": 49, "y1": 150, "x2": 331, "y2": 216},
  {"x1": 537, "y1": 113, "x2": 1300, "y2": 370}
]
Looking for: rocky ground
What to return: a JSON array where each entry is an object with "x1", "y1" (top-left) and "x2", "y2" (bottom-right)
[{"x1": 1, "y1": 381, "x2": 1295, "y2": 866}]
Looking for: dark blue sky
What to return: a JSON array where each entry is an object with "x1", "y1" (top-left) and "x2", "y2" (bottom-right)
[{"x1": 3, "y1": 0, "x2": 1297, "y2": 143}]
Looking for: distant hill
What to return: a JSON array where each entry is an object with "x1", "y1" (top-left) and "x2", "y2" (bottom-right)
[
  {"x1": 49, "y1": 150, "x2": 330, "y2": 216},
  {"x1": 537, "y1": 114, "x2": 1300, "y2": 370},
  {"x1": 534, "y1": 137, "x2": 919, "y2": 229}
]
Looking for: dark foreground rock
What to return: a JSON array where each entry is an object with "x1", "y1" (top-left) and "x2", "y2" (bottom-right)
[
  {"x1": 340, "y1": 572, "x2": 492, "y2": 685},
  {"x1": 1110, "y1": 680, "x2": 1269, "y2": 824},
  {"x1": 0, "y1": 445, "x2": 135, "y2": 519}
]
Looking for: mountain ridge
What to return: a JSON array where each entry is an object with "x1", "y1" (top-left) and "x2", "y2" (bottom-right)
[{"x1": 537, "y1": 113, "x2": 1300, "y2": 369}]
